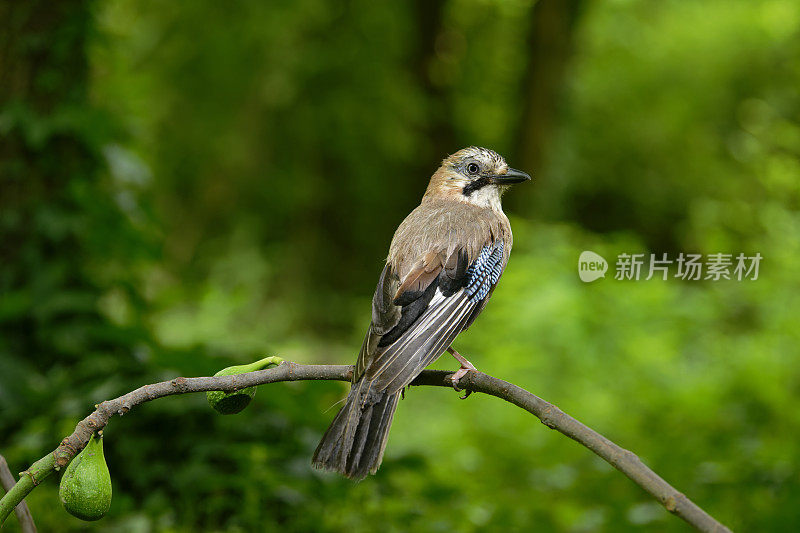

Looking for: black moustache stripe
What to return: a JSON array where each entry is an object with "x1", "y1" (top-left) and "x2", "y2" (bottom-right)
[{"x1": 462, "y1": 177, "x2": 492, "y2": 197}]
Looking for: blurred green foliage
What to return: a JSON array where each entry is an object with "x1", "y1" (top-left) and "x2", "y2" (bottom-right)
[{"x1": 1, "y1": 0, "x2": 799, "y2": 531}]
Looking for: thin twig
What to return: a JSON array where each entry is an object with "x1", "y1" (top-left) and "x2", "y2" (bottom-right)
[
  {"x1": 0, "y1": 362, "x2": 731, "y2": 532},
  {"x1": 0, "y1": 455, "x2": 36, "y2": 533}
]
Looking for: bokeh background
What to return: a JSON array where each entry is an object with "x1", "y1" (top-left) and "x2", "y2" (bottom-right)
[{"x1": 2, "y1": 0, "x2": 799, "y2": 531}]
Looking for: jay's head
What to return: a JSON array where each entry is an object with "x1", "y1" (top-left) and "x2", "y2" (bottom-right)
[{"x1": 424, "y1": 146, "x2": 531, "y2": 209}]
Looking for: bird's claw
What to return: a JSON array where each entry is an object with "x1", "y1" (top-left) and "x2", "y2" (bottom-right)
[
  {"x1": 447, "y1": 347, "x2": 477, "y2": 399},
  {"x1": 449, "y1": 368, "x2": 472, "y2": 399}
]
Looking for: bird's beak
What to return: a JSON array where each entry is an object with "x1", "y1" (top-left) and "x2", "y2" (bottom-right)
[{"x1": 490, "y1": 167, "x2": 531, "y2": 185}]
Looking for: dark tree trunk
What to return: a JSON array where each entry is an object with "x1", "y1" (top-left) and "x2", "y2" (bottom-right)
[
  {"x1": 412, "y1": 0, "x2": 456, "y2": 165},
  {"x1": 513, "y1": 0, "x2": 584, "y2": 202},
  {"x1": 0, "y1": 0, "x2": 131, "y2": 370}
]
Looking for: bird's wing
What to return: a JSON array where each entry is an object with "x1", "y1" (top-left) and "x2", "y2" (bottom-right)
[
  {"x1": 356, "y1": 240, "x2": 506, "y2": 394},
  {"x1": 354, "y1": 262, "x2": 402, "y2": 380}
]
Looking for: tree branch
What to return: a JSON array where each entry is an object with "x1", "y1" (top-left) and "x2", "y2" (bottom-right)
[
  {"x1": 0, "y1": 455, "x2": 37, "y2": 533},
  {"x1": 0, "y1": 362, "x2": 730, "y2": 532}
]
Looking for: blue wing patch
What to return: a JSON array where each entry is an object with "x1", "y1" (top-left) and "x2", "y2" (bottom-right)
[{"x1": 465, "y1": 241, "x2": 504, "y2": 302}]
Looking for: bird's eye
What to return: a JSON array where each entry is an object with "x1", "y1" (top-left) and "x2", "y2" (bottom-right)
[{"x1": 467, "y1": 163, "x2": 480, "y2": 175}]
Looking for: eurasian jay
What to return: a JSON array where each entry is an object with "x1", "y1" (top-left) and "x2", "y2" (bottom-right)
[{"x1": 313, "y1": 146, "x2": 530, "y2": 480}]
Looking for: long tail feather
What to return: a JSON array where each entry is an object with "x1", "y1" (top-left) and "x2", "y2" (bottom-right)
[{"x1": 312, "y1": 379, "x2": 400, "y2": 481}]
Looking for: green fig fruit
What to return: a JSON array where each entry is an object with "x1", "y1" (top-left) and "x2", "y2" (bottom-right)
[
  {"x1": 59, "y1": 433, "x2": 112, "y2": 521},
  {"x1": 206, "y1": 356, "x2": 282, "y2": 415}
]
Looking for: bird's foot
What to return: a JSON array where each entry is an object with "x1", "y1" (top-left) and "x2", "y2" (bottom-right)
[{"x1": 447, "y1": 347, "x2": 476, "y2": 399}]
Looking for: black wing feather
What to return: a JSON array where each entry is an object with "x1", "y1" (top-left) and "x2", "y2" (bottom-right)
[{"x1": 360, "y1": 242, "x2": 505, "y2": 394}]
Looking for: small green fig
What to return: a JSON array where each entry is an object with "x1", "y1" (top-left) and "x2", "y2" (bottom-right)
[
  {"x1": 59, "y1": 433, "x2": 112, "y2": 521},
  {"x1": 206, "y1": 356, "x2": 282, "y2": 415}
]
